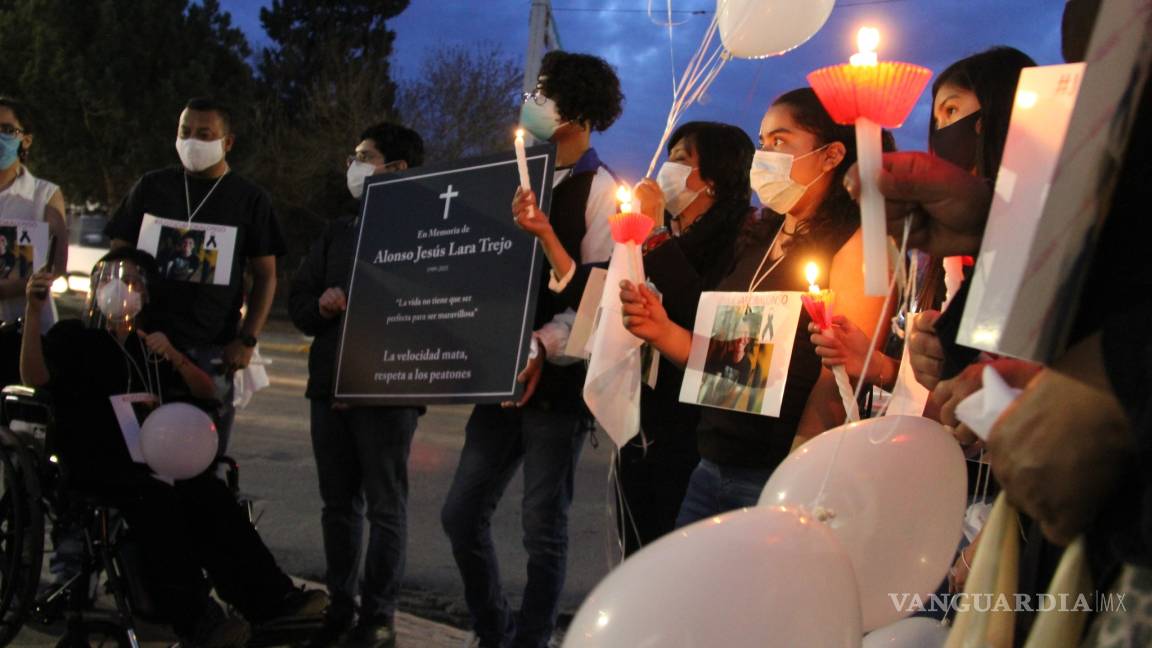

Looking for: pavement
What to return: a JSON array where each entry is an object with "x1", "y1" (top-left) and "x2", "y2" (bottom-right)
[{"x1": 12, "y1": 315, "x2": 620, "y2": 647}]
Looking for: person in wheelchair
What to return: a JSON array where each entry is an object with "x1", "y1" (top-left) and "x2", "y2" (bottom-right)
[{"x1": 19, "y1": 248, "x2": 327, "y2": 646}]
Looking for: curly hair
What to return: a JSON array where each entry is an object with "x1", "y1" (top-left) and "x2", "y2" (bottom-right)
[
  {"x1": 668, "y1": 121, "x2": 754, "y2": 207},
  {"x1": 931, "y1": 47, "x2": 1036, "y2": 180},
  {"x1": 538, "y1": 51, "x2": 624, "y2": 132}
]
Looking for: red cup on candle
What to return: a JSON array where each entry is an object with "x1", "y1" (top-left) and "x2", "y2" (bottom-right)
[{"x1": 807, "y1": 27, "x2": 931, "y2": 297}]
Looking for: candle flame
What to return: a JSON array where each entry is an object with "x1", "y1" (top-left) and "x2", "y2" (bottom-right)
[
  {"x1": 805, "y1": 262, "x2": 819, "y2": 288},
  {"x1": 515, "y1": 128, "x2": 525, "y2": 139},
  {"x1": 615, "y1": 186, "x2": 632, "y2": 204},
  {"x1": 857, "y1": 27, "x2": 880, "y2": 54}
]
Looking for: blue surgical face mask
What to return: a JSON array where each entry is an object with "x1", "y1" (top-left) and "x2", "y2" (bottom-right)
[
  {"x1": 520, "y1": 95, "x2": 565, "y2": 142},
  {"x1": 0, "y1": 133, "x2": 21, "y2": 170}
]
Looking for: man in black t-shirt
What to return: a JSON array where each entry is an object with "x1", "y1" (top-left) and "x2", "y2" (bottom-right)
[{"x1": 105, "y1": 97, "x2": 287, "y2": 451}]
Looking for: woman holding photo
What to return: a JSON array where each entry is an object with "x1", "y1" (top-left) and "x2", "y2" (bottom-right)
[
  {"x1": 620, "y1": 88, "x2": 890, "y2": 526},
  {"x1": 0, "y1": 96, "x2": 67, "y2": 331}
]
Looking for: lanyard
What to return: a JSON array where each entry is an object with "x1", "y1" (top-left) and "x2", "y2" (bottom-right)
[
  {"x1": 745, "y1": 223, "x2": 787, "y2": 294},
  {"x1": 183, "y1": 171, "x2": 228, "y2": 224},
  {"x1": 112, "y1": 332, "x2": 163, "y2": 402}
]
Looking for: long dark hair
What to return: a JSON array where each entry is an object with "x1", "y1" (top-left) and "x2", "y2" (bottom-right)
[
  {"x1": 743, "y1": 88, "x2": 894, "y2": 252},
  {"x1": 931, "y1": 47, "x2": 1036, "y2": 180},
  {"x1": 0, "y1": 97, "x2": 34, "y2": 162},
  {"x1": 667, "y1": 120, "x2": 754, "y2": 207}
]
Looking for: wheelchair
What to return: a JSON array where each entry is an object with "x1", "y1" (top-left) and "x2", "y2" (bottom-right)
[{"x1": 0, "y1": 384, "x2": 274, "y2": 648}]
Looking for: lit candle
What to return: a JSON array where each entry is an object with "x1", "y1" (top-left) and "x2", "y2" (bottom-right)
[
  {"x1": 805, "y1": 262, "x2": 820, "y2": 294},
  {"x1": 799, "y1": 262, "x2": 860, "y2": 422},
  {"x1": 849, "y1": 27, "x2": 879, "y2": 67},
  {"x1": 612, "y1": 184, "x2": 640, "y2": 214},
  {"x1": 610, "y1": 186, "x2": 652, "y2": 284},
  {"x1": 806, "y1": 27, "x2": 932, "y2": 297},
  {"x1": 514, "y1": 129, "x2": 531, "y2": 190},
  {"x1": 851, "y1": 27, "x2": 886, "y2": 297},
  {"x1": 514, "y1": 129, "x2": 534, "y2": 219}
]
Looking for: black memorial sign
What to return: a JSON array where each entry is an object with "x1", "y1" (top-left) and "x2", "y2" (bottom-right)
[{"x1": 334, "y1": 145, "x2": 555, "y2": 404}]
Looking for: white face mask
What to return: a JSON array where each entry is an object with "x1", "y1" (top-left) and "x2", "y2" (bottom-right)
[
  {"x1": 656, "y1": 161, "x2": 703, "y2": 217},
  {"x1": 749, "y1": 145, "x2": 828, "y2": 214},
  {"x1": 346, "y1": 160, "x2": 377, "y2": 199},
  {"x1": 175, "y1": 137, "x2": 225, "y2": 172},
  {"x1": 97, "y1": 278, "x2": 144, "y2": 319},
  {"x1": 520, "y1": 96, "x2": 565, "y2": 141}
]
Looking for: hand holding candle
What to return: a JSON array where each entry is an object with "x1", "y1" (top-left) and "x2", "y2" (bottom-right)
[
  {"x1": 609, "y1": 186, "x2": 653, "y2": 285},
  {"x1": 800, "y1": 262, "x2": 861, "y2": 422},
  {"x1": 807, "y1": 27, "x2": 931, "y2": 296},
  {"x1": 514, "y1": 129, "x2": 534, "y2": 219}
]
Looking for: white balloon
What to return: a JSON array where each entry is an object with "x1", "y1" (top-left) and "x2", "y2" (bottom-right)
[
  {"x1": 716, "y1": 0, "x2": 835, "y2": 59},
  {"x1": 140, "y1": 402, "x2": 218, "y2": 480},
  {"x1": 862, "y1": 616, "x2": 950, "y2": 648},
  {"x1": 564, "y1": 506, "x2": 861, "y2": 648},
  {"x1": 760, "y1": 416, "x2": 967, "y2": 631}
]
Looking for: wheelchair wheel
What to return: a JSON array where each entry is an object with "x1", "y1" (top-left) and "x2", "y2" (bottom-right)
[
  {"x1": 0, "y1": 427, "x2": 46, "y2": 647},
  {"x1": 55, "y1": 619, "x2": 133, "y2": 648}
]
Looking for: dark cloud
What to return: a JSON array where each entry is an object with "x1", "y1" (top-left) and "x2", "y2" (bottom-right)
[{"x1": 221, "y1": 0, "x2": 1064, "y2": 180}]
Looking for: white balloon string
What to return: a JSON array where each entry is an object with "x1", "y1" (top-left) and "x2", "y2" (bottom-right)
[
  {"x1": 980, "y1": 448, "x2": 992, "y2": 504},
  {"x1": 605, "y1": 450, "x2": 623, "y2": 567},
  {"x1": 649, "y1": 0, "x2": 678, "y2": 99},
  {"x1": 852, "y1": 216, "x2": 912, "y2": 406},
  {"x1": 644, "y1": 16, "x2": 724, "y2": 177},
  {"x1": 645, "y1": 48, "x2": 726, "y2": 176},
  {"x1": 809, "y1": 216, "x2": 911, "y2": 514},
  {"x1": 646, "y1": 0, "x2": 692, "y2": 27}
]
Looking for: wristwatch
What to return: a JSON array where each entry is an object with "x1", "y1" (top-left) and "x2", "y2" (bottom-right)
[{"x1": 238, "y1": 334, "x2": 258, "y2": 348}]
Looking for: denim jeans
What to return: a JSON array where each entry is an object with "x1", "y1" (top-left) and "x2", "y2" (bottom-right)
[
  {"x1": 184, "y1": 345, "x2": 236, "y2": 454},
  {"x1": 674, "y1": 459, "x2": 774, "y2": 528},
  {"x1": 310, "y1": 400, "x2": 418, "y2": 622},
  {"x1": 440, "y1": 404, "x2": 586, "y2": 648}
]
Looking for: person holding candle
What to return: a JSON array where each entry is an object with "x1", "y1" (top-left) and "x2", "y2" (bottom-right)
[
  {"x1": 440, "y1": 50, "x2": 622, "y2": 648},
  {"x1": 844, "y1": 4, "x2": 1152, "y2": 641},
  {"x1": 620, "y1": 88, "x2": 888, "y2": 525},
  {"x1": 513, "y1": 121, "x2": 755, "y2": 553},
  {"x1": 810, "y1": 47, "x2": 1037, "y2": 408}
]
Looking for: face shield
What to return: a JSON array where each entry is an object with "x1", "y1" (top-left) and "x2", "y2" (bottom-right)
[{"x1": 83, "y1": 259, "x2": 149, "y2": 331}]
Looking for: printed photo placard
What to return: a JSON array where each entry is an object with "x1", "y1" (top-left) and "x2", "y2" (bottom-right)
[
  {"x1": 138, "y1": 214, "x2": 237, "y2": 286},
  {"x1": 0, "y1": 218, "x2": 49, "y2": 279},
  {"x1": 680, "y1": 291, "x2": 804, "y2": 417}
]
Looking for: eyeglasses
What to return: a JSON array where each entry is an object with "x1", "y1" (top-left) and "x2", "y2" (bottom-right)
[
  {"x1": 521, "y1": 92, "x2": 549, "y2": 106},
  {"x1": 0, "y1": 124, "x2": 25, "y2": 137},
  {"x1": 347, "y1": 151, "x2": 383, "y2": 166}
]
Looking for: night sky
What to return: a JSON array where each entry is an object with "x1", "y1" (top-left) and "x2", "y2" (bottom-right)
[{"x1": 220, "y1": 0, "x2": 1065, "y2": 181}]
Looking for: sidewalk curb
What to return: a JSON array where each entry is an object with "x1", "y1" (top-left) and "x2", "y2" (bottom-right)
[{"x1": 291, "y1": 577, "x2": 471, "y2": 647}]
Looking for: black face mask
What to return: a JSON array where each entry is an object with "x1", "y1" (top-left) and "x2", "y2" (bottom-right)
[{"x1": 930, "y1": 110, "x2": 982, "y2": 172}]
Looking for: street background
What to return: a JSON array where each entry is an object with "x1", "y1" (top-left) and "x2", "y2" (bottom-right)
[{"x1": 231, "y1": 319, "x2": 616, "y2": 627}]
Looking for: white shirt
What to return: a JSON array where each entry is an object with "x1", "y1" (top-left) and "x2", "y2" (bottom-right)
[
  {"x1": 0, "y1": 167, "x2": 60, "y2": 330},
  {"x1": 535, "y1": 164, "x2": 616, "y2": 364}
]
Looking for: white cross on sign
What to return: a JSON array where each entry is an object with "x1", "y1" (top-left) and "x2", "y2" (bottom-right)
[{"x1": 439, "y1": 184, "x2": 460, "y2": 220}]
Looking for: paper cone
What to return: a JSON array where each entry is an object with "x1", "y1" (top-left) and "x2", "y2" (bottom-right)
[
  {"x1": 609, "y1": 212, "x2": 655, "y2": 245},
  {"x1": 807, "y1": 61, "x2": 932, "y2": 128}
]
